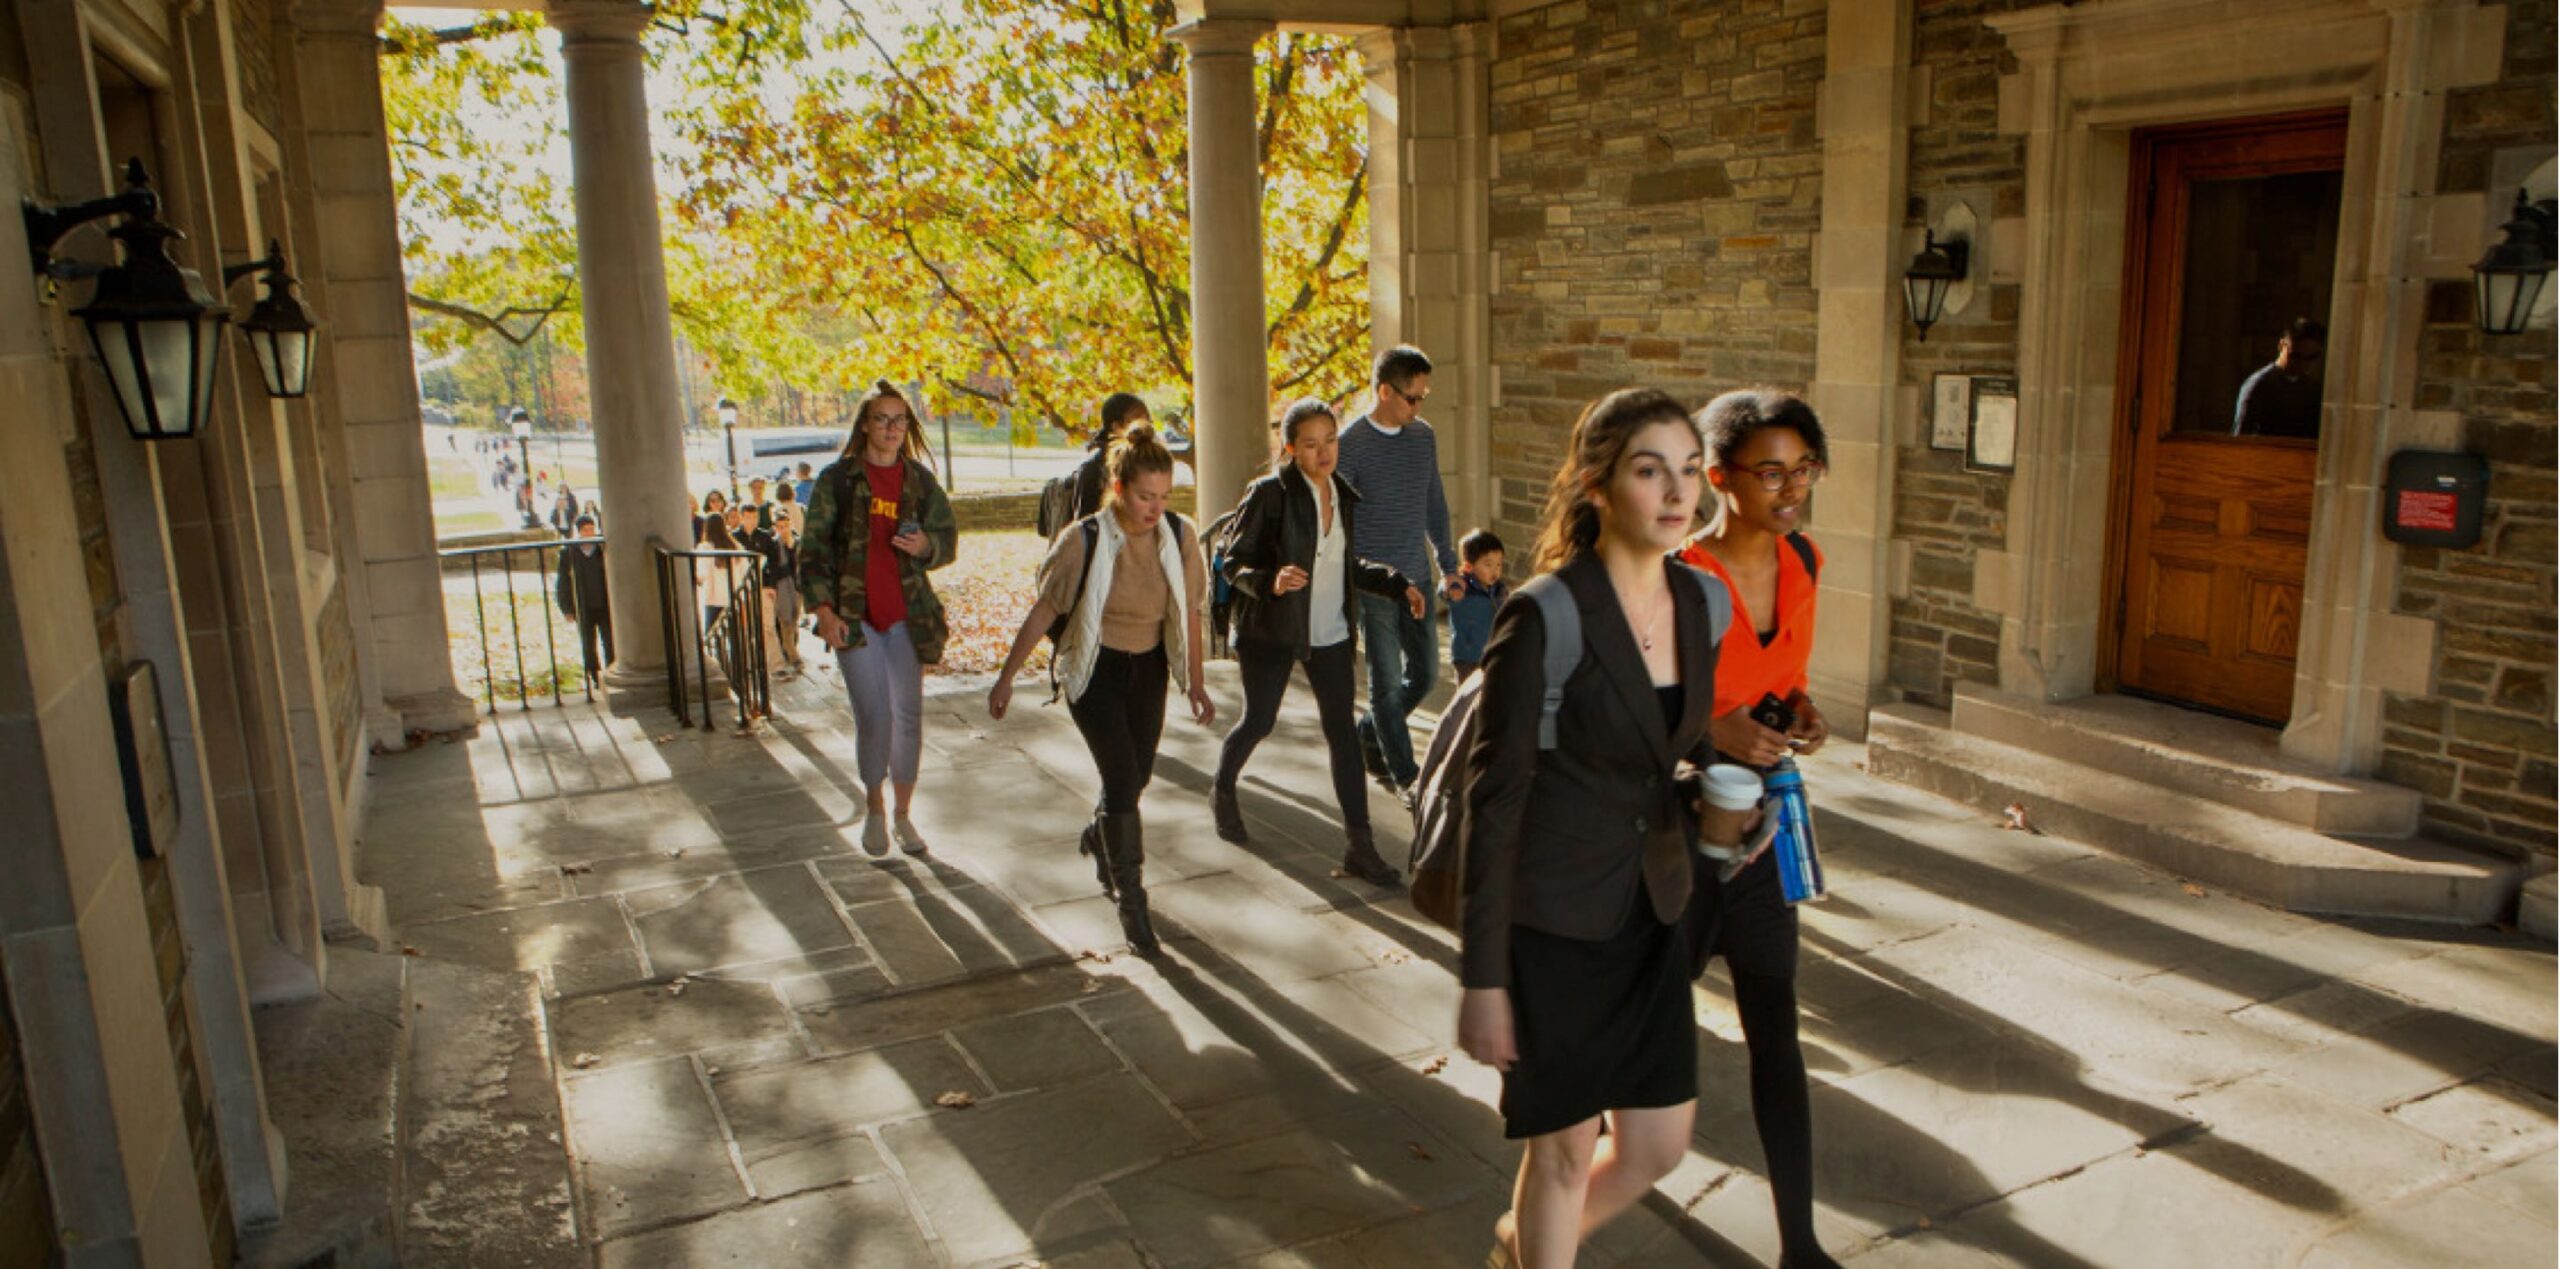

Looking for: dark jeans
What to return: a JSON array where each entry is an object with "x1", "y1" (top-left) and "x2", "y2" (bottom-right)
[
  {"x1": 1068, "y1": 645, "x2": 1169, "y2": 815},
  {"x1": 1216, "y1": 638, "x2": 1367, "y2": 834},
  {"x1": 576, "y1": 615, "x2": 614, "y2": 676},
  {"x1": 1355, "y1": 590, "x2": 1436, "y2": 785}
]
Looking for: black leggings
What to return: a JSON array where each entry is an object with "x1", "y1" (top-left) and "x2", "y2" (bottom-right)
[
  {"x1": 1689, "y1": 849, "x2": 1819, "y2": 1257},
  {"x1": 1068, "y1": 645, "x2": 1169, "y2": 814},
  {"x1": 1215, "y1": 638, "x2": 1367, "y2": 833}
]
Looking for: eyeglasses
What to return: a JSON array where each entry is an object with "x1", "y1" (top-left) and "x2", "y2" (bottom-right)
[
  {"x1": 1386, "y1": 383, "x2": 1430, "y2": 405},
  {"x1": 1744, "y1": 462, "x2": 1826, "y2": 493},
  {"x1": 871, "y1": 412, "x2": 914, "y2": 428}
]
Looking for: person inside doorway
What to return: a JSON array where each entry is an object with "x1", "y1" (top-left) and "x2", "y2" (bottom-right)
[{"x1": 2231, "y1": 317, "x2": 2325, "y2": 439}]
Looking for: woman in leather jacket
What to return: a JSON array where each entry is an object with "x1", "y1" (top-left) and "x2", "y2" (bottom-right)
[{"x1": 1211, "y1": 398, "x2": 1424, "y2": 886}]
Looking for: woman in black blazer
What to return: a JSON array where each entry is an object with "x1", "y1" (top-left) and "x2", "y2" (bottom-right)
[
  {"x1": 1459, "y1": 387, "x2": 1725, "y2": 1267},
  {"x1": 1212, "y1": 398, "x2": 1424, "y2": 885}
]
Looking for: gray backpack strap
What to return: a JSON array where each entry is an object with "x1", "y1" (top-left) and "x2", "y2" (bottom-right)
[
  {"x1": 1520, "y1": 574, "x2": 1582, "y2": 751},
  {"x1": 1674, "y1": 562, "x2": 1733, "y2": 648}
]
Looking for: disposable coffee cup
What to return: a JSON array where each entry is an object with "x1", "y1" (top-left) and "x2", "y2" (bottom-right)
[{"x1": 1697, "y1": 764, "x2": 1764, "y2": 855}]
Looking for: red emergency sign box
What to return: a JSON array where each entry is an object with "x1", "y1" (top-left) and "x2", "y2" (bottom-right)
[{"x1": 2382, "y1": 450, "x2": 2489, "y2": 550}]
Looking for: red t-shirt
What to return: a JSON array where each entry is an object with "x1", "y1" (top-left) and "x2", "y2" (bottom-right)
[
  {"x1": 863, "y1": 461, "x2": 909, "y2": 632},
  {"x1": 1679, "y1": 534, "x2": 1822, "y2": 720}
]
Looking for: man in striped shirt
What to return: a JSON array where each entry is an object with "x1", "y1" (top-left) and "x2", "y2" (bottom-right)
[{"x1": 1338, "y1": 345, "x2": 1466, "y2": 794}]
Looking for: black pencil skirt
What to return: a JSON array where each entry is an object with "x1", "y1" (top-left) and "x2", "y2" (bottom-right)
[{"x1": 1499, "y1": 902, "x2": 1698, "y2": 1140}]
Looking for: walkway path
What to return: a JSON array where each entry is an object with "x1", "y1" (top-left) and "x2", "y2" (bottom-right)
[{"x1": 347, "y1": 663, "x2": 2556, "y2": 1266}]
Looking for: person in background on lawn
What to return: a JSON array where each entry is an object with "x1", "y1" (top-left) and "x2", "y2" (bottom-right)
[
  {"x1": 801, "y1": 380, "x2": 962, "y2": 858},
  {"x1": 1675, "y1": 388, "x2": 1839, "y2": 1269},
  {"x1": 1337, "y1": 344, "x2": 1465, "y2": 798},
  {"x1": 1209, "y1": 398, "x2": 1420, "y2": 887},
  {"x1": 1450, "y1": 529, "x2": 1508, "y2": 681},
  {"x1": 554, "y1": 514, "x2": 611, "y2": 676},
  {"x1": 795, "y1": 461, "x2": 817, "y2": 507},
  {"x1": 987, "y1": 426, "x2": 1213, "y2": 957},
  {"x1": 1459, "y1": 388, "x2": 1723, "y2": 1268}
]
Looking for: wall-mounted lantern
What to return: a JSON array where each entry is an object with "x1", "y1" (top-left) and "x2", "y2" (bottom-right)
[
  {"x1": 225, "y1": 239, "x2": 318, "y2": 399},
  {"x1": 1904, "y1": 229, "x2": 1971, "y2": 343},
  {"x1": 25, "y1": 160, "x2": 230, "y2": 440},
  {"x1": 2472, "y1": 189, "x2": 2556, "y2": 337}
]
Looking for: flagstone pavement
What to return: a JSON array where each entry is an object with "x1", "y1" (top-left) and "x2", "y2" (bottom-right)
[{"x1": 349, "y1": 659, "x2": 2556, "y2": 1267}]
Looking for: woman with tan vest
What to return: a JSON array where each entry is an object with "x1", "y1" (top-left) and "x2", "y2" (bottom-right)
[{"x1": 989, "y1": 426, "x2": 1215, "y2": 955}]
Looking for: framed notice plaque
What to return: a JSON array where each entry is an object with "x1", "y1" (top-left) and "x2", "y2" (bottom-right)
[
  {"x1": 109, "y1": 661, "x2": 179, "y2": 859},
  {"x1": 1930, "y1": 375, "x2": 1971, "y2": 451},
  {"x1": 1967, "y1": 377, "x2": 2018, "y2": 473}
]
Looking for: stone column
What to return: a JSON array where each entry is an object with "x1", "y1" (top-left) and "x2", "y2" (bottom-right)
[
  {"x1": 553, "y1": 0, "x2": 694, "y2": 705},
  {"x1": 293, "y1": 0, "x2": 475, "y2": 741},
  {"x1": 1804, "y1": 0, "x2": 1913, "y2": 741},
  {"x1": 1358, "y1": 22, "x2": 1494, "y2": 536},
  {"x1": 1173, "y1": 18, "x2": 1274, "y2": 516}
]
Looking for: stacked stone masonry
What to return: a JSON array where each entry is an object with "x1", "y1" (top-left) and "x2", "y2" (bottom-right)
[
  {"x1": 1488, "y1": 0, "x2": 1827, "y2": 547},
  {"x1": 2381, "y1": 0, "x2": 2557, "y2": 858},
  {"x1": 1888, "y1": 0, "x2": 2034, "y2": 707}
]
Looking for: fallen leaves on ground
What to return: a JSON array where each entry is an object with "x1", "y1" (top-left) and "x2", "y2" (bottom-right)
[
  {"x1": 921, "y1": 530, "x2": 1053, "y2": 677},
  {"x1": 2000, "y1": 802, "x2": 2042, "y2": 834},
  {"x1": 571, "y1": 1052, "x2": 599, "y2": 1069},
  {"x1": 935, "y1": 1091, "x2": 978, "y2": 1110},
  {"x1": 1406, "y1": 1141, "x2": 1434, "y2": 1161},
  {"x1": 2180, "y1": 882, "x2": 2207, "y2": 898},
  {"x1": 1421, "y1": 1056, "x2": 1447, "y2": 1076}
]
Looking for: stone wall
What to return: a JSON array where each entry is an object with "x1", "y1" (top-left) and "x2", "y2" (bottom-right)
[
  {"x1": 1886, "y1": 0, "x2": 2033, "y2": 706},
  {"x1": 2376, "y1": 0, "x2": 2557, "y2": 856},
  {"x1": 1487, "y1": 0, "x2": 1826, "y2": 548},
  {"x1": 233, "y1": 0, "x2": 282, "y2": 139},
  {"x1": 320, "y1": 574, "x2": 360, "y2": 778}
]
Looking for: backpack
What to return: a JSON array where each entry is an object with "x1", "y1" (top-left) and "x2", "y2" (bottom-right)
[
  {"x1": 1407, "y1": 563, "x2": 1733, "y2": 930},
  {"x1": 1036, "y1": 452, "x2": 1103, "y2": 540}
]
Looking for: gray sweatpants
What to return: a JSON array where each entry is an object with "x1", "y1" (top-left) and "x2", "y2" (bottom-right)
[{"x1": 837, "y1": 620, "x2": 923, "y2": 788}]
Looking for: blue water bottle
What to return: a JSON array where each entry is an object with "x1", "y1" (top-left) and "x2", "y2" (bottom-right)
[{"x1": 1763, "y1": 757, "x2": 1826, "y2": 905}]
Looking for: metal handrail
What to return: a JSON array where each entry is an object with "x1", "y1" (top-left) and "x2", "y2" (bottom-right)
[
  {"x1": 435, "y1": 535, "x2": 608, "y2": 714},
  {"x1": 654, "y1": 545, "x2": 771, "y2": 730}
]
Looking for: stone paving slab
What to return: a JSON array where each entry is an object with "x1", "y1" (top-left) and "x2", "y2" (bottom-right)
[
  {"x1": 562, "y1": 1057, "x2": 748, "y2": 1239},
  {"x1": 353, "y1": 677, "x2": 2558, "y2": 1267},
  {"x1": 595, "y1": 1179, "x2": 936, "y2": 1268},
  {"x1": 625, "y1": 867, "x2": 858, "y2": 976},
  {"x1": 880, "y1": 1074, "x2": 1192, "y2": 1264}
]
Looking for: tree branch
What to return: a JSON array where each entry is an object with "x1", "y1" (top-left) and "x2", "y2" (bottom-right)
[{"x1": 408, "y1": 291, "x2": 574, "y2": 346}]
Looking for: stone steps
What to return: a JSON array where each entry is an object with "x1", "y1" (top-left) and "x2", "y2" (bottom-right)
[
  {"x1": 1949, "y1": 683, "x2": 2422, "y2": 835},
  {"x1": 1867, "y1": 704, "x2": 2522, "y2": 925},
  {"x1": 239, "y1": 949, "x2": 581, "y2": 1267},
  {"x1": 2522, "y1": 874, "x2": 2557, "y2": 943}
]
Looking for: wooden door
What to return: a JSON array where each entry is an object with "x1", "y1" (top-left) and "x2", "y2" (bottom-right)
[{"x1": 2110, "y1": 114, "x2": 2346, "y2": 724}]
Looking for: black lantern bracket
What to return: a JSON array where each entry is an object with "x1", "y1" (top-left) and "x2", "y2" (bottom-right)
[
  {"x1": 22, "y1": 158, "x2": 161, "y2": 289},
  {"x1": 2472, "y1": 188, "x2": 2557, "y2": 337}
]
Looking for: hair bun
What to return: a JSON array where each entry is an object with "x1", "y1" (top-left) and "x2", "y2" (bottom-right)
[
  {"x1": 1121, "y1": 424, "x2": 1155, "y2": 445},
  {"x1": 875, "y1": 378, "x2": 895, "y2": 393}
]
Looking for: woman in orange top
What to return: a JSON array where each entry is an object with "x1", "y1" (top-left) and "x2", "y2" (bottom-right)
[{"x1": 1676, "y1": 388, "x2": 1840, "y2": 1269}]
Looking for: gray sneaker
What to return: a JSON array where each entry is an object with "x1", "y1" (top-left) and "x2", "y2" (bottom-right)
[
  {"x1": 862, "y1": 813, "x2": 891, "y2": 858},
  {"x1": 893, "y1": 817, "x2": 929, "y2": 856}
]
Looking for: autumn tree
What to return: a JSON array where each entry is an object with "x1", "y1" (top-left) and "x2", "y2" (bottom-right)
[{"x1": 383, "y1": 0, "x2": 1370, "y2": 439}]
